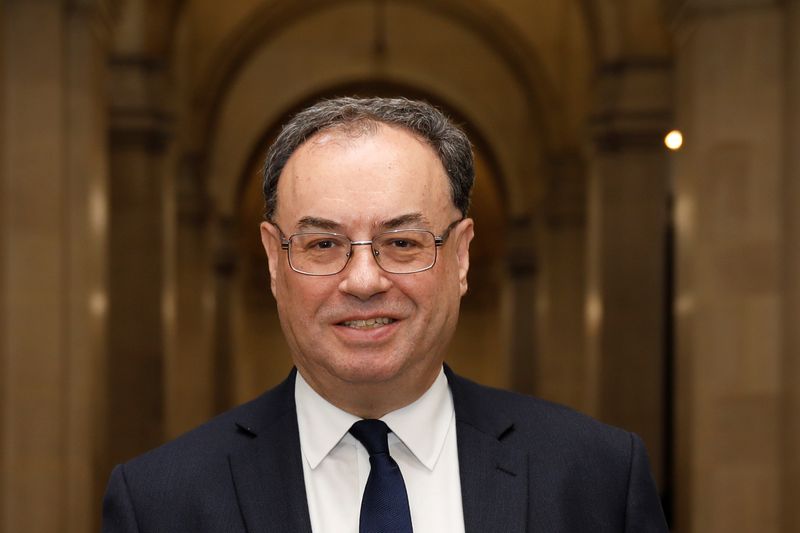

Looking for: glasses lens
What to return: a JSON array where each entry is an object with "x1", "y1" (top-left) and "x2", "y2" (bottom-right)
[
  {"x1": 373, "y1": 230, "x2": 436, "y2": 273},
  {"x1": 289, "y1": 233, "x2": 350, "y2": 275}
]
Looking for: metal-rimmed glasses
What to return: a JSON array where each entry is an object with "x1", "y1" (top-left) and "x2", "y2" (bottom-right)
[{"x1": 272, "y1": 219, "x2": 463, "y2": 276}]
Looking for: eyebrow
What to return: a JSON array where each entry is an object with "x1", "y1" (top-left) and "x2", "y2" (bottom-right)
[
  {"x1": 378, "y1": 213, "x2": 430, "y2": 230},
  {"x1": 296, "y1": 216, "x2": 342, "y2": 231},
  {"x1": 293, "y1": 213, "x2": 431, "y2": 233}
]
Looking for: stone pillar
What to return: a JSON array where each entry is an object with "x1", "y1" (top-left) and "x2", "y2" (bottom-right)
[
  {"x1": 585, "y1": 60, "x2": 672, "y2": 491},
  {"x1": 0, "y1": 3, "x2": 5, "y2": 524},
  {"x1": 506, "y1": 219, "x2": 538, "y2": 395},
  {"x1": 211, "y1": 217, "x2": 236, "y2": 411},
  {"x1": 535, "y1": 156, "x2": 588, "y2": 412},
  {"x1": 672, "y1": 2, "x2": 786, "y2": 531},
  {"x1": 783, "y1": 2, "x2": 800, "y2": 531},
  {"x1": 104, "y1": 55, "x2": 170, "y2": 470},
  {"x1": 0, "y1": 2, "x2": 111, "y2": 532},
  {"x1": 164, "y1": 154, "x2": 215, "y2": 438}
]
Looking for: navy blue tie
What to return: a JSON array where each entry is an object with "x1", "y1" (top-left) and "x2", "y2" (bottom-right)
[{"x1": 349, "y1": 419, "x2": 414, "y2": 533}]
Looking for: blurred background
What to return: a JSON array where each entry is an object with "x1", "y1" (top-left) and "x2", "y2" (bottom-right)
[{"x1": 1, "y1": 0, "x2": 799, "y2": 531}]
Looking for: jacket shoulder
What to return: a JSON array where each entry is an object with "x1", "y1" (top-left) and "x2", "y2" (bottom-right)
[
  {"x1": 120, "y1": 371, "x2": 296, "y2": 484},
  {"x1": 447, "y1": 368, "x2": 634, "y2": 458},
  {"x1": 447, "y1": 369, "x2": 668, "y2": 531}
]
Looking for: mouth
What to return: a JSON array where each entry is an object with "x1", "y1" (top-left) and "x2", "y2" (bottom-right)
[{"x1": 338, "y1": 317, "x2": 397, "y2": 329}]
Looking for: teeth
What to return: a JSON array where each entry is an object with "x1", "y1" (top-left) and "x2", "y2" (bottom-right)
[{"x1": 341, "y1": 317, "x2": 393, "y2": 329}]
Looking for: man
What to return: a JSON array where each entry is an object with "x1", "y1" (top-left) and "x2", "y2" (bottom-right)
[{"x1": 103, "y1": 97, "x2": 668, "y2": 532}]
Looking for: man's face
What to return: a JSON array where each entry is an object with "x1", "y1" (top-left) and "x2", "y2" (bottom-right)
[{"x1": 260, "y1": 123, "x2": 473, "y2": 411}]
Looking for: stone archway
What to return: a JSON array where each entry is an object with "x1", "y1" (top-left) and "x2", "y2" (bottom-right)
[{"x1": 169, "y1": 0, "x2": 568, "y2": 427}]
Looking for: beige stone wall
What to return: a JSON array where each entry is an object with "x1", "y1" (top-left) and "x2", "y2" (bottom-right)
[
  {"x1": 672, "y1": 1, "x2": 794, "y2": 531},
  {"x1": 1, "y1": 2, "x2": 111, "y2": 532}
]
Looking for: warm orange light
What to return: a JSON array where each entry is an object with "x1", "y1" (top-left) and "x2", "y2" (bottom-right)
[{"x1": 665, "y1": 130, "x2": 683, "y2": 150}]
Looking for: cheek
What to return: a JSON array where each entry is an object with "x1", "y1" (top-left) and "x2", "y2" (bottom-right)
[
  {"x1": 432, "y1": 265, "x2": 464, "y2": 319},
  {"x1": 433, "y1": 255, "x2": 463, "y2": 294},
  {"x1": 398, "y1": 274, "x2": 453, "y2": 316},
  {"x1": 276, "y1": 271, "x2": 335, "y2": 318}
]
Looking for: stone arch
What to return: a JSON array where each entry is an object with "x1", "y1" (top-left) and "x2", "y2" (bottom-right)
[
  {"x1": 190, "y1": 0, "x2": 568, "y2": 219},
  {"x1": 169, "y1": 0, "x2": 599, "y2": 414},
  {"x1": 578, "y1": 0, "x2": 671, "y2": 63}
]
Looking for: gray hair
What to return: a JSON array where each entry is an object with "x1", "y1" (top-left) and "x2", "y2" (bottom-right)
[{"x1": 262, "y1": 96, "x2": 474, "y2": 220}]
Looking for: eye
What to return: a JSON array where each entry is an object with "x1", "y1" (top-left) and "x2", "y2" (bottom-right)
[
  {"x1": 387, "y1": 237, "x2": 422, "y2": 249},
  {"x1": 314, "y1": 239, "x2": 336, "y2": 249},
  {"x1": 297, "y1": 235, "x2": 346, "y2": 252}
]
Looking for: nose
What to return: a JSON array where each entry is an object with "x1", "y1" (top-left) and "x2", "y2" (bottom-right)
[{"x1": 338, "y1": 244, "x2": 392, "y2": 300}]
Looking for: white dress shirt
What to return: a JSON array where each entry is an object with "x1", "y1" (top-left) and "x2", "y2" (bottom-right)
[{"x1": 295, "y1": 367, "x2": 466, "y2": 533}]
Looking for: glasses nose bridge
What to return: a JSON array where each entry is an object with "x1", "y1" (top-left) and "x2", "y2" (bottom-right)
[{"x1": 345, "y1": 239, "x2": 380, "y2": 267}]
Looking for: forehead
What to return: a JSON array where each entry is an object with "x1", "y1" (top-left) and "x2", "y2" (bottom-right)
[{"x1": 275, "y1": 124, "x2": 455, "y2": 229}]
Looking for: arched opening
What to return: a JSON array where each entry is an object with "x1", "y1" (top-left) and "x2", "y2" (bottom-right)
[{"x1": 174, "y1": 0, "x2": 563, "y2": 429}]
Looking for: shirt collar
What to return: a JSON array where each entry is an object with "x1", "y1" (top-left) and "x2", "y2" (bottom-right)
[
  {"x1": 295, "y1": 371, "x2": 360, "y2": 469},
  {"x1": 295, "y1": 367, "x2": 454, "y2": 472}
]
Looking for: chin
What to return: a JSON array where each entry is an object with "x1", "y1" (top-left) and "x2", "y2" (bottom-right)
[{"x1": 332, "y1": 353, "x2": 414, "y2": 385}]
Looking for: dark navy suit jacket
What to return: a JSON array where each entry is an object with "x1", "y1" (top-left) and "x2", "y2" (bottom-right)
[{"x1": 102, "y1": 367, "x2": 668, "y2": 532}]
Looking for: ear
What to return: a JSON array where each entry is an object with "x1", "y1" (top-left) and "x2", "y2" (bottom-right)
[
  {"x1": 455, "y1": 218, "x2": 474, "y2": 296},
  {"x1": 260, "y1": 221, "x2": 282, "y2": 296}
]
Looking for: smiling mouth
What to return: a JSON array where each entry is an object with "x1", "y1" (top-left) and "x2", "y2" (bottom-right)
[{"x1": 339, "y1": 317, "x2": 396, "y2": 329}]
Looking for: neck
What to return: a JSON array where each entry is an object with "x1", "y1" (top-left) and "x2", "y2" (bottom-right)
[{"x1": 296, "y1": 365, "x2": 441, "y2": 419}]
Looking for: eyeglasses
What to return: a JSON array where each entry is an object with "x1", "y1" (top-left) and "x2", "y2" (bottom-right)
[{"x1": 273, "y1": 219, "x2": 463, "y2": 276}]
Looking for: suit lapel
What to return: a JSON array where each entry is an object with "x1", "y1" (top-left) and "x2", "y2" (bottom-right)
[
  {"x1": 228, "y1": 370, "x2": 313, "y2": 533},
  {"x1": 446, "y1": 367, "x2": 528, "y2": 533},
  {"x1": 225, "y1": 366, "x2": 529, "y2": 532}
]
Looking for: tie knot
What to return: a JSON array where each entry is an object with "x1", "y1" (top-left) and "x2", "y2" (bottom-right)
[{"x1": 349, "y1": 419, "x2": 391, "y2": 456}]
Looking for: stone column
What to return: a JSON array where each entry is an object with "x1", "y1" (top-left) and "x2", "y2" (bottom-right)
[
  {"x1": 535, "y1": 156, "x2": 589, "y2": 412},
  {"x1": 585, "y1": 60, "x2": 672, "y2": 491},
  {"x1": 104, "y1": 55, "x2": 170, "y2": 471},
  {"x1": 506, "y1": 218, "x2": 539, "y2": 395},
  {"x1": 164, "y1": 154, "x2": 215, "y2": 438},
  {"x1": 0, "y1": 2, "x2": 111, "y2": 532},
  {"x1": 783, "y1": 2, "x2": 800, "y2": 531},
  {"x1": 672, "y1": 2, "x2": 786, "y2": 531},
  {"x1": 211, "y1": 217, "x2": 236, "y2": 411}
]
